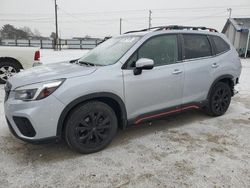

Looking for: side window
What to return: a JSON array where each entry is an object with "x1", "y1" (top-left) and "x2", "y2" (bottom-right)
[
  {"x1": 127, "y1": 35, "x2": 178, "y2": 68},
  {"x1": 211, "y1": 35, "x2": 230, "y2": 54},
  {"x1": 183, "y1": 34, "x2": 212, "y2": 60}
]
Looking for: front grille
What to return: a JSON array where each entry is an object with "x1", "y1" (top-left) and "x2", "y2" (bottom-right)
[
  {"x1": 13, "y1": 116, "x2": 36, "y2": 137},
  {"x1": 4, "y1": 81, "x2": 12, "y2": 101}
]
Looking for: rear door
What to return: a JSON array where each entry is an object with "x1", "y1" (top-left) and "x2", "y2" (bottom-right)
[
  {"x1": 181, "y1": 34, "x2": 214, "y2": 104},
  {"x1": 122, "y1": 34, "x2": 184, "y2": 121}
]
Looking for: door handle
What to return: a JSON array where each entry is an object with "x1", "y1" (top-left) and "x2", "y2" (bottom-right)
[
  {"x1": 172, "y1": 69, "x2": 183, "y2": 75},
  {"x1": 212, "y1": 63, "x2": 219, "y2": 68}
]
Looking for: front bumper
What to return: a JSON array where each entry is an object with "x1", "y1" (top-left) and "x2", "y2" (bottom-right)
[
  {"x1": 4, "y1": 92, "x2": 65, "y2": 143},
  {"x1": 6, "y1": 118, "x2": 59, "y2": 144}
]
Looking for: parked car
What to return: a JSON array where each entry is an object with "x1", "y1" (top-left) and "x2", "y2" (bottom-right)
[
  {"x1": 4, "y1": 26, "x2": 242, "y2": 154},
  {"x1": 0, "y1": 46, "x2": 41, "y2": 84}
]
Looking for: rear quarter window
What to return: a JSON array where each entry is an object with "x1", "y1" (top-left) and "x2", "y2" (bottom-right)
[
  {"x1": 183, "y1": 34, "x2": 212, "y2": 60},
  {"x1": 211, "y1": 35, "x2": 230, "y2": 55}
]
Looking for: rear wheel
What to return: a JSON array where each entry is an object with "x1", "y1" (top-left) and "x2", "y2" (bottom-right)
[
  {"x1": 205, "y1": 82, "x2": 232, "y2": 116},
  {"x1": 65, "y1": 101, "x2": 118, "y2": 154},
  {"x1": 0, "y1": 60, "x2": 21, "y2": 84}
]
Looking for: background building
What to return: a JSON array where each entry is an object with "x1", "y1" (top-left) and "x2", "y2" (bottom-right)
[{"x1": 222, "y1": 18, "x2": 250, "y2": 57}]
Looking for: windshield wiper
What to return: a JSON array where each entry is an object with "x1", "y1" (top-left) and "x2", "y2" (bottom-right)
[
  {"x1": 77, "y1": 61, "x2": 96, "y2": 67},
  {"x1": 69, "y1": 59, "x2": 80, "y2": 63}
]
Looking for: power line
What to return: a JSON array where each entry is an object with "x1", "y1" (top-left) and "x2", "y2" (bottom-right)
[
  {"x1": 58, "y1": 7, "x2": 109, "y2": 24},
  {"x1": 174, "y1": 11, "x2": 229, "y2": 24},
  {"x1": 153, "y1": 11, "x2": 227, "y2": 20},
  {"x1": 0, "y1": 5, "x2": 248, "y2": 25},
  {"x1": 149, "y1": 5, "x2": 250, "y2": 12},
  {"x1": 1, "y1": 4, "x2": 250, "y2": 38},
  {"x1": 0, "y1": 5, "x2": 249, "y2": 16},
  {"x1": 58, "y1": 5, "x2": 249, "y2": 14},
  {"x1": 58, "y1": 8, "x2": 148, "y2": 24},
  {"x1": 4, "y1": 14, "x2": 250, "y2": 24},
  {"x1": 48, "y1": 5, "x2": 250, "y2": 15}
]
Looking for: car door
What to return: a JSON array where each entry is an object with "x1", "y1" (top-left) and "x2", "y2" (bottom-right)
[
  {"x1": 122, "y1": 34, "x2": 184, "y2": 122},
  {"x1": 181, "y1": 34, "x2": 214, "y2": 105}
]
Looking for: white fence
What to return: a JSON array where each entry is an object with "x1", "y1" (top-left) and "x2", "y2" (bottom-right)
[{"x1": 0, "y1": 38, "x2": 103, "y2": 50}]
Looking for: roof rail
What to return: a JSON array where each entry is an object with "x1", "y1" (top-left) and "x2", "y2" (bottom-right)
[
  {"x1": 124, "y1": 26, "x2": 163, "y2": 34},
  {"x1": 124, "y1": 25, "x2": 218, "y2": 34},
  {"x1": 156, "y1": 25, "x2": 218, "y2": 32}
]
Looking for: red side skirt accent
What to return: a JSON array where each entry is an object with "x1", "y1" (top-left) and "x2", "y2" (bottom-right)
[{"x1": 135, "y1": 105, "x2": 200, "y2": 124}]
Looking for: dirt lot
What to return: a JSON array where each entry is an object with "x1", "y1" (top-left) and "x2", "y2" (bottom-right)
[{"x1": 0, "y1": 58, "x2": 249, "y2": 188}]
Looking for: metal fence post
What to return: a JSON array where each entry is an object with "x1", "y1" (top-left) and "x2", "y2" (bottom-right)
[
  {"x1": 80, "y1": 40, "x2": 83, "y2": 49},
  {"x1": 15, "y1": 39, "x2": 18, "y2": 46},
  {"x1": 28, "y1": 39, "x2": 31, "y2": 47},
  {"x1": 40, "y1": 39, "x2": 43, "y2": 49},
  {"x1": 52, "y1": 39, "x2": 55, "y2": 50},
  {"x1": 59, "y1": 39, "x2": 61, "y2": 50}
]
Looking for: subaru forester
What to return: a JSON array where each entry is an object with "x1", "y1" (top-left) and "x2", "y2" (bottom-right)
[{"x1": 4, "y1": 26, "x2": 242, "y2": 153}]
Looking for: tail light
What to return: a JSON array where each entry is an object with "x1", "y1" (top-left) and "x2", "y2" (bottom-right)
[{"x1": 34, "y1": 50, "x2": 40, "y2": 61}]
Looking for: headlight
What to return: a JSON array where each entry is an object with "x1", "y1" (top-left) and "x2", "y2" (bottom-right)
[{"x1": 14, "y1": 79, "x2": 65, "y2": 101}]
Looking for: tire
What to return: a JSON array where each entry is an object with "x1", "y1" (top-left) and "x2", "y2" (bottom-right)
[
  {"x1": 205, "y1": 82, "x2": 232, "y2": 116},
  {"x1": 0, "y1": 59, "x2": 22, "y2": 84},
  {"x1": 65, "y1": 101, "x2": 118, "y2": 154}
]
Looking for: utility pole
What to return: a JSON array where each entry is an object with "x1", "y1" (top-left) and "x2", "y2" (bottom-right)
[
  {"x1": 227, "y1": 8, "x2": 232, "y2": 19},
  {"x1": 54, "y1": 0, "x2": 59, "y2": 50},
  {"x1": 120, "y1": 18, "x2": 122, "y2": 35},
  {"x1": 149, "y1": 10, "x2": 152, "y2": 29}
]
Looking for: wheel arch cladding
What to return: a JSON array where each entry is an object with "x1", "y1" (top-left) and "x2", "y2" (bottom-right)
[
  {"x1": 56, "y1": 92, "x2": 127, "y2": 137},
  {"x1": 0, "y1": 57, "x2": 23, "y2": 69},
  {"x1": 207, "y1": 74, "x2": 235, "y2": 99}
]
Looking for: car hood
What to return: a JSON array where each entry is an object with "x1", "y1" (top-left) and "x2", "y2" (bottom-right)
[{"x1": 8, "y1": 61, "x2": 97, "y2": 89}]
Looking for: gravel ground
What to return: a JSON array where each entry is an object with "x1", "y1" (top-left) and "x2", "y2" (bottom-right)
[{"x1": 0, "y1": 58, "x2": 249, "y2": 188}]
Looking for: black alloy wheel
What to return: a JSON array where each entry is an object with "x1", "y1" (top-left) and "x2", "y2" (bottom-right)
[
  {"x1": 205, "y1": 82, "x2": 232, "y2": 116},
  {"x1": 65, "y1": 101, "x2": 118, "y2": 154}
]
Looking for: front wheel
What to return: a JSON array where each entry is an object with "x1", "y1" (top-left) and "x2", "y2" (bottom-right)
[
  {"x1": 65, "y1": 101, "x2": 118, "y2": 154},
  {"x1": 205, "y1": 82, "x2": 232, "y2": 116}
]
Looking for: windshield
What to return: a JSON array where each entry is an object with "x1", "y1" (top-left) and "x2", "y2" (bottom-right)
[{"x1": 78, "y1": 36, "x2": 141, "y2": 66}]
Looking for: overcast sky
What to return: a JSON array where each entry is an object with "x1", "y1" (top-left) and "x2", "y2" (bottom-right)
[{"x1": 0, "y1": 0, "x2": 250, "y2": 38}]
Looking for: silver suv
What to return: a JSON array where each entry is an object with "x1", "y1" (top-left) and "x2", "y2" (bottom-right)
[{"x1": 4, "y1": 26, "x2": 242, "y2": 153}]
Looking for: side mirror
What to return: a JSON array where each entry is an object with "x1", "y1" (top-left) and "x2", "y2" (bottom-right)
[{"x1": 134, "y1": 58, "x2": 154, "y2": 75}]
